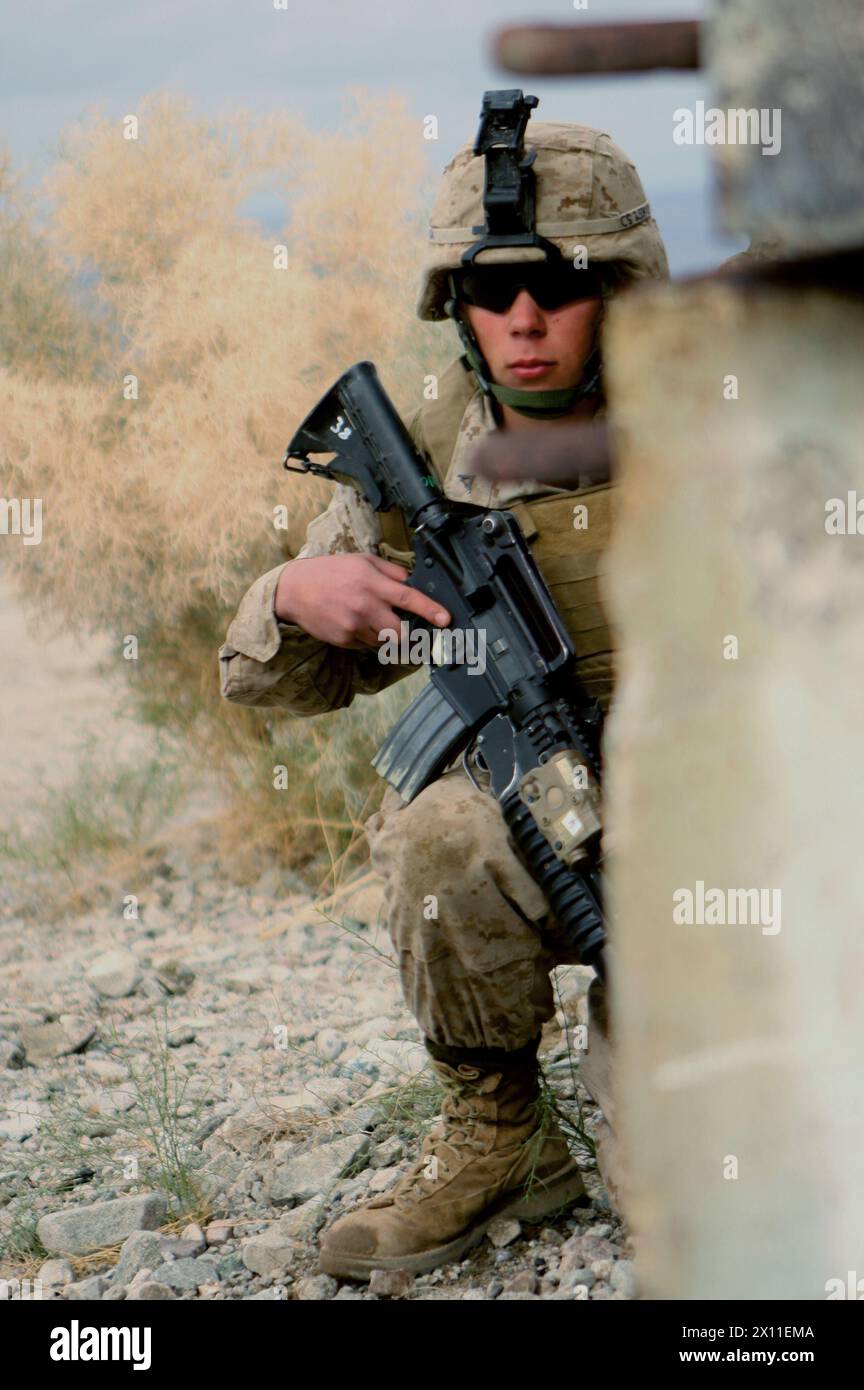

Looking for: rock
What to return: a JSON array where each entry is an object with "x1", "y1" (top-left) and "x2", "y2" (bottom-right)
[
  {"x1": 18, "y1": 1017, "x2": 95, "y2": 1065},
  {"x1": 113, "y1": 1230, "x2": 164, "y2": 1284},
  {"x1": 181, "y1": 1222, "x2": 206, "y2": 1251},
  {"x1": 0, "y1": 1006, "x2": 38, "y2": 1028},
  {"x1": 242, "y1": 1228, "x2": 301, "y2": 1277},
  {"x1": 590, "y1": 1259, "x2": 615, "y2": 1281},
  {"x1": 315, "y1": 1028, "x2": 345, "y2": 1061},
  {"x1": 205, "y1": 1220, "x2": 234, "y2": 1245},
  {"x1": 502, "y1": 1270, "x2": 538, "y2": 1294},
  {"x1": 82, "y1": 1087, "x2": 135, "y2": 1118},
  {"x1": 159, "y1": 1234, "x2": 205, "y2": 1260},
  {"x1": 140, "y1": 902, "x2": 172, "y2": 931},
  {"x1": 294, "y1": 1274, "x2": 338, "y2": 1300},
  {"x1": 139, "y1": 978, "x2": 168, "y2": 1002},
  {"x1": 343, "y1": 1016, "x2": 399, "y2": 1046},
  {"x1": 127, "y1": 1268, "x2": 156, "y2": 1293},
  {"x1": 0, "y1": 1172, "x2": 24, "y2": 1205},
  {"x1": 368, "y1": 1166, "x2": 401, "y2": 1193},
  {"x1": 485, "y1": 1278, "x2": 504, "y2": 1299},
  {"x1": 223, "y1": 968, "x2": 266, "y2": 995},
  {"x1": 462, "y1": 1289, "x2": 487, "y2": 1300},
  {"x1": 37, "y1": 1258, "x2": 74, "y2": 1288},
  {"x1": 368, "y1": 1268, "x2": 415, "y2": 1298},
  {"x1": 214, "y1": 1105, "x2": 274, "y2": 1156},
  {"x1": 591, "y1": 1222, "x2": 613, "y2": 1237},
  {"x1": 339, "y1": 1057, "x2": 380, "y2": 1082},
  {"x1": 610, "y1": 1258, "x2": 637, "y2": 1297},
  {"x1": 258, "y1": 1093, "x2": 319, "y2": 1123},
  {"x1": 64, "y1": 1275, "x2": 108, "y2": 1299},
  {"x1": 198, "y1": 1148, "x2": 245, "y2": 1200},
  {"x1": 102, "y1": 1285, "x2": 128, "y2": 1300},
  {"x1": 342, "y1": 1099, "x2": 389, "y2": 1133},
  {"x1": 370, "y1": 1136, "x2": 404, "y2": 1169},
  {"x1": 559, "y1": 1266, "x2": 595, "y2": 1291},
  {"x1": 559, "y1": 1231, "x2": 617, "y2": 1273},
  {"x1": 297, "y1": 1077, "x2": 352, "y2": 1113},
  {"x1": 153, "y1": 960, "x2": 195, "y2": 995},
  {"x1": 86, "y1": 949, "x2": 142, "y2": 999},
  {"x1": 0, "y1": 1038, "x2": 25, "y2": 1069},
  {"x1": 37, "y1": 1193, "x2": 169, "y2": 1256},
  {"x1": 151, "y1": 1257, "x2": 222, "y2": 1292},
  {"x1": 0, "y1": 1103, "x2": 42, "y2": 1141},
  {"x1": 487, "y1": 1216, "x2": 522, "y2": 1249},
  {"x1": 361, "y1": 1038, "x2": 428, "y2": 1078},
  {"x1": 331, "y1": 1172, "x2": 371, "y2": 1202},
  {"x1": 589, "y1": 1188, "x2": 612, "y2": 1212},
  {"x1": 166, "y1": 1028, "x2": 195, "y2": 1048},
  {"x1": 276, "y1": 1197, "x2": 328, "y2": 1240},
  {"x1": 538, "y1": 1227, "x2": 565, "y2": 1246},
  {"x1": 83, "y1": 1057, "x2": 128, "y2": 1084},
  {"x1": 265, "y1": 1133, "x2": 370, "y2": 1206},
  {"x1": 127, "y1": 1281, "x2": 178, "y2": 1300}
]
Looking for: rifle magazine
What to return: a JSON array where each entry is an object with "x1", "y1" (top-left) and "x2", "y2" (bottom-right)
[{"x1": 372, "y1": 679, "x2": 471, "y2": 802}]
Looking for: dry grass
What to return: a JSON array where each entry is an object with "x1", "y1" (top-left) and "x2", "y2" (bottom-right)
[{"x1": 0, "y1": 88, "x2": 453, "y2": 883}]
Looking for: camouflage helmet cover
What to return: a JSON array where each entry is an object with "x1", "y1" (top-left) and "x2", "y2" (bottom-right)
[{"x1": 417, "y1": 121, "x2": 669, "y2": 321}]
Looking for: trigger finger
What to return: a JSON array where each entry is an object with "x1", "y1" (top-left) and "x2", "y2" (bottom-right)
[{"x1": 380, "y1": 580, "x2": 449, "y2": 627}]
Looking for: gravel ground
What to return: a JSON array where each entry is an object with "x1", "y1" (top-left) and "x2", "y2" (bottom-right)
[
  {"x1": 0, "y1": 575, "x2": 633, "y2": 1301},
  {"x1": 0, "y1": 844, "x2": 633, "y2": 1302}
]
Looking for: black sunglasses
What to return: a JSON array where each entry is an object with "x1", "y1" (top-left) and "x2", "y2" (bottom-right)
[{"x1": 456, "y1": 263, "x2": 603, "y2": 314}]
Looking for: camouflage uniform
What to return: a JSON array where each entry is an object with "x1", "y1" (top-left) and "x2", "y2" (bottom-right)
[
  {"x1": 221, "y1": 121, "x2": 667, "y2": 1257},
  {"x1": 220, "y1": 358, "x2": 615, "y2": 1088}
]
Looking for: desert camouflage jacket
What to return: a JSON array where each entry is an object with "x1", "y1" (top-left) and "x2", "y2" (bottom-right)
[{"x1": 219, "y1": 357, "x2": 614, "y2": 716}]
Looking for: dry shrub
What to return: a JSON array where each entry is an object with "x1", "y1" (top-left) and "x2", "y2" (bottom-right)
[
  {"x1": 0, "y1": 88, "x2": 453, "y2": 881},
  {"x1": 0, "y1": 153, "x2": 110, "y2": 381}
]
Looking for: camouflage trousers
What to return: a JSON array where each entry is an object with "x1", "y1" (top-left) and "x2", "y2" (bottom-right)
[{"x1": 364, "y1": 766, "x2": 613, "y2": 1119}]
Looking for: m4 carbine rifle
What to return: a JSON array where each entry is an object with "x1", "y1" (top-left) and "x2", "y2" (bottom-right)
[{"x1": 284, "y1": 361, "x2": 607, "y2": 977}]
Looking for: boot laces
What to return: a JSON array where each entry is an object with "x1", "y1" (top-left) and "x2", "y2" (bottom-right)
[{"x1": 394, "y1": 1078, "x2": 490, "y2": 1201}]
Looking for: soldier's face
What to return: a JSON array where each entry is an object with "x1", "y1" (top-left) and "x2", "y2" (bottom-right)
[{"x1": 462, "y1": 289, "x2": 602, "y2": 394}]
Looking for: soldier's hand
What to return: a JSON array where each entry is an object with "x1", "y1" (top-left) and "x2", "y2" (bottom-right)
[{"x1": 274, "y1": 554, "x2": 451, "y2": 651}]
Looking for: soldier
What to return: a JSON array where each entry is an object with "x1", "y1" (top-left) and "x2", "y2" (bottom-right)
[{"x1": 219, "y1": 110, "x2": 668, "y2": 1280}]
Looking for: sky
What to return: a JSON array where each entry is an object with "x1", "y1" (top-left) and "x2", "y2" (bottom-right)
[{"x1": 1, "y1": 0, "x2": 747, "y2": 275}]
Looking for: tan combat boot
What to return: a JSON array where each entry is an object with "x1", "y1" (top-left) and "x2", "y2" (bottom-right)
[{"x1": 318, "y1": 1051, "x2": 586, "y2": 1280}]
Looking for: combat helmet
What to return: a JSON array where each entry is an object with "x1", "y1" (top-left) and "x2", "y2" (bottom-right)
[{"x1": 417, "y1": 91, "x2": 669, "y2": 419}]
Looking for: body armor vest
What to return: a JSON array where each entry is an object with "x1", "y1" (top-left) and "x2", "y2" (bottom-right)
[{"x1": 377, "y1": 360, "x2": 617, "y2": 712}]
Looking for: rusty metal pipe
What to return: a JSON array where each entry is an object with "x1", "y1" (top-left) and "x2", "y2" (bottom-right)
[
  {"x1": 709, "y1": 246, "x2": 864, "y2": 292},
  {"x1": 494, "y1": 20, "x2": 702, "y2": 76}
]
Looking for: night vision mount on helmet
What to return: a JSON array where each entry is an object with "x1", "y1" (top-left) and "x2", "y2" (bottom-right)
[
  {"x1": 419, "y1": 89, "x2": 670, "y2": 420},
  {"x1": 444, "y1": 90, "x2": 600, "y2": 420}
]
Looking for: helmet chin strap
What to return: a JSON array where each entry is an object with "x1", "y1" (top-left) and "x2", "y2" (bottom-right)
[
  {"x1": 490, "y1": 353, "x2": 602, "y2": 420},
  {"x1": 444, "y1": 278, "x2": 604, "y2": 422}
]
